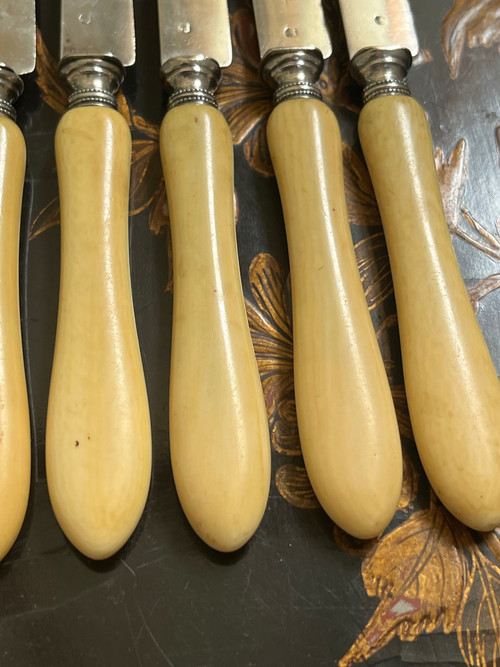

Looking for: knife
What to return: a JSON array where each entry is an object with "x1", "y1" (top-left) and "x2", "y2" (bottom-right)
[
  {"x1": 45, "y1": 0, "x2": 152, "y2": 559},
  {"x1": 338, "y1": 0, "x2": 500, "y2": 531},
  {"x1": 252, "y1": 0, "x2": 402, "y2": 539},
  {"x1": 157, "y1": 0, "x2": 271, "y2": 552},
  {"x1": 0, "y1": 1, "x2": 35, "y2": 560}
]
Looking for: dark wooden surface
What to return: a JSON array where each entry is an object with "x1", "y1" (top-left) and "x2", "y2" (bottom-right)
[{"x1": 1, "y1": 1, "x2": 499, "y2": 665}]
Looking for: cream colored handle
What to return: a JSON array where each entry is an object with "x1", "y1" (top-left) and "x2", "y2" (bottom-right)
[
  {"x1": 359, "y1": 94, "x2": 500, "y2": 531},
  {"x1": 46, "y1": 106, "x2": 151, "y2": 560},
  {"x1": 160, "y1": 104, "x2": 270, "y2": 552},
  {"x1": 0, "y1": 117, "x2": 30, "y2": 560},
  {"x1": 267, "y1": 97, "x2": 402, "y2": 539}
]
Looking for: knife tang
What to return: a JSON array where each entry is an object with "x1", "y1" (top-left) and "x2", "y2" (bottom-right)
[
  {"x1": 45, "y1": 1, "x2": 151, "y2": 560},
  {"x1": 340, "y1": 0, "x2": 500, "y2": 530},
  {"x1": 253, "y1": 0, "x2": 402, "y2": 539},
  {"x1": 157, "y1": 0, "x2": 270, "y2": 552},
  {"x1": 0, "y1": 1, "x2": 35, "y2": 560}
]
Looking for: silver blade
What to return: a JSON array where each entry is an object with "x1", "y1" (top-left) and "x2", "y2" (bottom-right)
[
  {"x1": 252, "y1": 0, "x2": 332, "y2": 61},
  {"x1": 158, "y1": 0, "x2": 231, "y2": 68},
  {"x1": 61, "y1": 0, "x2": 135, "y2": 66},
  {"x1": 0, "y1": 0, "x2": 36, "y2": 75},
  {"x1": 338, "y1": 0, "x2": 419, "y2": 60}
]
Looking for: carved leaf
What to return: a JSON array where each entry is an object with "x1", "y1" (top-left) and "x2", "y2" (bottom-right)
[
  {"x1": 129, "y1": 137, "x2": 162, "y2": 217},
  {"x1": 375, "y1": 314, "x2": 399, "y2": 378},
  {"x1": 397, "y1": 450, "x2": 420, "y2": 512},
  {"x1": 459, "y1": 207, "x2": 500, "y2": 261},
  {"x1": 35, "y1": 29, "x2": 67, "y2": 116},
  {"x1": 339, "y1": 501, "x2": 473, "y2": 666},
  {"x1": 468, "y1": 273, "x2": 500, "y2": 312},
  {"x1": 246, "y1": 253, "x2": 299, "y2": 455},
  {"x1": 343, "y1": 144, "x2": 382, "y2": 228},
  {"x1": 442, "y1": 0, "x2": 500, "y2": 79},
  {"x1": 390, "y1": 385, "x2": 414, "y2": 443},
  {"x1": 457, "y1": 548, "x2": 500, "y2": 666},
  {"x1": 333, "y1": 526, "x2": 378, "y2": 556},
  {"x1": 354, "y1": 232, "x2": 393, "y2": 311},
  {"x1": 218, "y1": 8, "x2": 274, "y2": 177},
  {"x1": 275, "y1": 464, "x2": 320, "y2": 509},
  {"x1": 435, "y1": 139, "x2": 469, "y2": 233},
  {"x1": 29, "y1": 197, "x2": 60, "y2": 240}
]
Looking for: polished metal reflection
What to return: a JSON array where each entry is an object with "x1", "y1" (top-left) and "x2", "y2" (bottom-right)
[
  {"x1": 157, "y1": 0, "x2": 231, "y2": 68},
  {"x1": 252, "y1": 0, "x2": 331, "y2": 61},
  {"x1": 60, "y1": 0, "x2": 135, "y2": 66},
  {"x1": 0, "y1": 0, "x2": 36, "y2": 74},
  {"x1": 338, "y1": 0, "x2": 419, "y2": 60}
]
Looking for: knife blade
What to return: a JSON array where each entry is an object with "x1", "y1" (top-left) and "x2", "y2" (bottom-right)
[
  {"x1": 338, "y1": 0, "x2": 500, "y2": 531},
  {"x1": 45, "y1": 0, "x2": 152, "y2": 560},
  {"x1": 0, "y1": 0, "x2": 35, "y2": 560},
  {"x1": 252, "y1": 0, "x2": 402, "y2": 539},
  {"x1": 157, "y1": 0, "x2": 271, "y2": 552}
]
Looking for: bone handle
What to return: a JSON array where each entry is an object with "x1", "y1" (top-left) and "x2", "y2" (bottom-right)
[
  {"x1": 267, "y1": 97, "x2": 402, "y2": 539},
  {"x1": 160, "y1": 104, "x2": 270, "y2": 552},
  {"x1": 46, "y1": 106, "x2": 152, "y2": 560},
  {"x1": 359, "y1": 94, "x2": 500, "y2": 531},
  {"x1": 0, "y1": 117, "x2": 30, "y2": 560}
]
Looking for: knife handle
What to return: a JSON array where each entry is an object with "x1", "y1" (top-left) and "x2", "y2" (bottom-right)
[
  {"x1": 267, "y1": 97, "x2": 402, "y2": 539},
  {"x1": 0, "y1": 117, "x2": 30, "y2": 560},
  {"x1": 358, "y1": 94, "x2": 500, "y2": 531},
  {"x1": 160, "y1": 103, "x2": 271, "y2": 552},
  {"x1": 46, "y1": 106, "x2": 151, "y2": 560}
]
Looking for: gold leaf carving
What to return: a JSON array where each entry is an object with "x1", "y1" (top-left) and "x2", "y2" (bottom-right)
[
  {"x1": 459, "y1": 207, "x2": 500, "y2": 261},
  {"x1": 343, "y1": 143, "x2": 382, "y2": 228},
  {"x1": 334, "y1": 526, "x2": 378, "y2": 556},
  {"x1": 35, "y1": 28, "x2": 67, "y2": 116},
  {"x1": 218, "y1": 8, "x2": 273, "y2": 177},
  {"x1": 340, "y1": 499, "x2": 474, "y2": 666},
  {"x1": 435, "y1": 139, "x2": 469, "y2": 233},
  {"x1": 442, "y1": 0, "x2": 500, "y2": 79},
  {"x1": 456, "y1": 545, "x2": 500, "y2": 665},
  {"x1": 468, "y1": 273, "x2": 500, "y2": 312},
  {"x1": 354, "y1": 232, "x2": 393, "y2": 310},
  {"x1": 397, "y1": 450, "x2": 419, "y2": 512},
  {"x1": 246, "y1": 253, "x2": 299, "y2": 456},
  {"x1": 390, "y1": 385, "x2": 414, "y2": 443},
  {"x1": 275, "y1": 464, "x2": 320, "y2": 510},
  {"x1": 29, "y1": 197, "x2": 60, "y2": 240}
]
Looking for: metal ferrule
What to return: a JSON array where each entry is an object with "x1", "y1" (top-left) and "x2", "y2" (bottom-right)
[
  {"x1": 160, "y1": 56, "x2": 221, "y2": 111},
  {"x1": 261, "y1": 49, "x2": 323, "y2": 106},
  {"x1": 351, "y1": 48, "x2": 412, "y2": 104},
  {"x1": 0, "y1": 66, "x2": 24, "y2": 121},
  {"x1": 59, "y1": 57, "x2": 124, "y2": 110}
]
